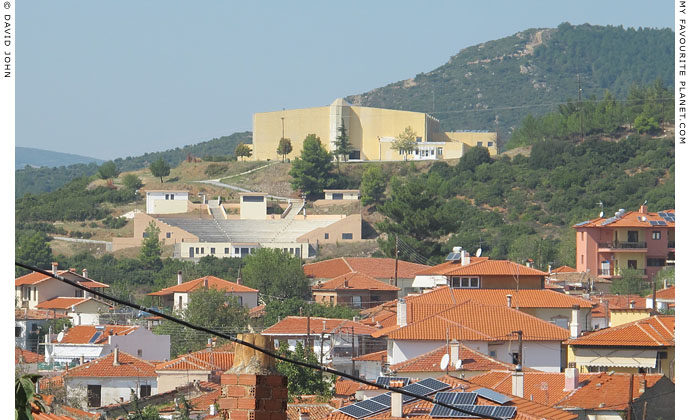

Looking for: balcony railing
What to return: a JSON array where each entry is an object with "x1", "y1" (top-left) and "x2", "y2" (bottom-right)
[
  {"x1": 601, "y1": 241, "x2": 647, "y2": 249},
  {"x1": 598, "y1": 269, "x2": 612, "y2": 276},
  {"x1": 598, "y1": 268, "x2": 647, "y2": 276}
]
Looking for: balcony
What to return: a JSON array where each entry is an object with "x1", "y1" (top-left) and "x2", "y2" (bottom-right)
[
  {"x1": 599, "y1": 241, "x2": 647, "y2": 250},
  {"x1": 598, "y1": 268, "x2": 647, "y2": 278}
]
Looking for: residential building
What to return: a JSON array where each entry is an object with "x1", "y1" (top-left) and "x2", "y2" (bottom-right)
[
  {"x1": 145, "y1": 190, "x2": 190, "y2": 214},
  {"x1": 155, "y1": 346, "x2": 235, "y2": 393},
  {"x1": 411, "y1": 251, "x2": 548, "y2": 290},
  {"x1": 646, "y1": 285, "x2": 674, "y2": 311},
  {"x1": 587, "y1": 294, "x2": 651, "y2": 328},
  {"x1": 15, "y1": 264, "x2": 110, "y2": 310},
  {"x1": 574, "y1": 206, "x2": 675, "y2": 281},
  {"x1": 351, "y1": 350, "x2": 387, "y2": 381},
  {"x1": 312, "y1": 272, "x2": 400, "y2": 309},
  {"x1": 16, "y1": 347, "x2": 45, "y2": 374},
  {"x1": 36, "y1": 297, "x2": 112, "y2": 326},
  {"x1": 323, "y1": 190, "x2": 360, "y2": 201},
  {"x1": 261, "y1": 316, "x2": 384, "y2": 375},
  {"x1": 15, "y1": 308, "x2": 69, "y2": 352},
  {"x1": 46, "y1": 324, "x2": 170, "y2": 364},
  {"x1": 375, "y1": 300, "x2": 569, "y2": 372},
  {"x1": 304, "y1": 257, "x2": 429, "y2": 297},
  {"x1": 64, "y1": 349, "x2": 158, "y2": 408},
  {"x1": 148, "y1": 273, "x2": 259, "y2": 312},
  {"x1": 252, "y1": 98, "x2": 498, "y2": 162},
  {"x1": 566, "y1": 315, "x2": 674, "y2": 379}
]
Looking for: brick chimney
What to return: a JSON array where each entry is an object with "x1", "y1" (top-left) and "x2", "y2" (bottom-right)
[
  {"x1": 640, "y1": 204, "x2": 648, "y2": 214},
  {"x1": 177, "y1": 271, "x2": 183, "y2": 286},
  {"x1": 564, "y1": 367, "x2": 579, "y2": 391},
  {"x1": 52, "y1": 262, "x2": 58, "y2": 275},
  {"x1": 218, "y1": 333, "x2": 287, "y2": 420}
]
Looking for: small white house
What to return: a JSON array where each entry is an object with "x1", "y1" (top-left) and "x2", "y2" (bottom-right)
[
  {"x1": 36, "y1": 297, "x2": 112, "y2": 326},
  {"x1": 65, "y1": 348, "x2": 158, "y2": 408},
  {"x1": 323, "y1": 189, "x2": 360, "y2": 201},
  {"x1": 145, "y1": 190, "x2": 190, "y2": 214},
  {"x1": 148, "y1": 274, "x2": 259, "y2": 312}
]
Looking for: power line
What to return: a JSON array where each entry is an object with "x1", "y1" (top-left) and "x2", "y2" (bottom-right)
[{"x1": 15, "y1": 261, "x2": 504, "y2": 420}]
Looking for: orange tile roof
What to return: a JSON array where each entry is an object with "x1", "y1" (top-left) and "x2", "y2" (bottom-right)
[
  {"x1": 334, "y1": 379, "x2": 362, "y2": 396},
  {"x1": 15, "y1": 308, "x2": 70, "y2": 320},
  {"x1": 551, "y1": 265, "x2": 576, "y2": 273},
  {"x1": 249, "y1": 304, "x2": 266, "y2": 318},
  {"x1": 313, "y1": 272, "x2": 400, "y2": 291},
  {"x1": 36, "y1": 297, "x2": 111, "y2": 310},
  {"x1": 56, "y1": 325, "x2": 139, "y2": 344},
  {"x1": 390, "y1": 344, "x2": 514, "y2": 373},
  {"x1": 288, "y1": 404, "x2": 336, "y2": 420},
  {"x1": 156, "y1": 348, "x2": 234, "y2": 371},
  {"x1": 65, "y1": 350, "x2": 157, "y2": 378},
  {"x1": 16, "y1": 347, "x2": 45, "y2": 364},
  {"x1": 566, "y1": 315, "x2": 674, "y2": 347},
  {"x1": 39, "y1": 373, "x2": 65, "y2": 391},
  {"x1": 33, "y1": 413, "x2": 77, "y2": 420},
  {"x1": 262, "y1": 317, "x2": 379, "y2": 336},
  {"x1": 304, "y1": 258, "x2": 429, "y2": 280},
  {"x1": 360, "y1": 301, "x2": 398, "y2": 328},
  {"x1": 325, "y1": 375, "x2": 576, "y2": 420},
  {"x1": 352, "y1": 350, "x2": 387, "y2": 362},
  {"x1": 382, "y1": 301, "x2": 569, "y2": 342},
  {"x1": 573, "y1": 209, "x2": 675, "y2": 228},
  {"x1": 58, "y1": 405, "x2": 101, "y2": 419},
  {"x1": 647, "y1": 286, "x2": 675, "y2": 300},
  {"x1": 15, "y1": 270, "x2": 70, "y2": 286},
  {"x1": 148, "y1": 275, "x2": 257, "y2": 296},
  {"x1": 415, "y1": 258, "x2": 547, "y2": 277},
  {"x1": 557, "y1": 373, "x2": 665, "y2": 410}
]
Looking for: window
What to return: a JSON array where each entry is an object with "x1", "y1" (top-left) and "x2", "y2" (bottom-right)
[
  {"x1": 235, "y1": 247, "x2": 240, "y2": 254},
  {"x1": 289, "y1": 248, "x2": 294, "y2": 254},
  {"x1": 487, "y1": 142, "x2": 493, "y2": 147},
  {"x1": 137, "y1": 349, "x2": 143, "y2": 357},
  {"x1": 652, "y1": 231, "x2": 661, "y2": 240},
  {"x1": 325, "y1": 233, "x2": 329, "y2": 240},
  {"x1": 437, "y1": 147, "x2": 443, "y2": 155},
  {"x1": 225, "y1": 248, "x2": 230, "y2": 254},
  {"x1": 647, "y1": 258, "x2": 665, "y2": 267},
  {"x1": 295, "y1": 248, "x2": 301, "y2": 257},
  {"x1": 241, "y1": 248, "x2": 249, "y2": 257},
  {"x1": 329, "y1": 296, "x2": 334, "y2": 304},
  {"x1": 416, "y1": 137, "x2": 422, "y2": 142},
  {"x1": 342, "y1": 233, "x2": 353, "y2": 240},
  {"x1": 628, "y1": 231, "x2": 639, "y2": 243},
  {"x1": 140, "y1": 385, "x2": 151, "y2": 398},
  {"x1": 551, "y1": 317, "x2": 569, "y2": 329},
  {"x1": 210, "y1": 248, "x2": 216, "y2": 255},
  {"x1": 581, "y1": 254, "x2": 584, "y2": 264},
  {"x1": 332, "y1": 193, "x2": 343, "y2": 200},
  {"x1": 489, "y1": 350, "x2": 497, "y2": 358},
  {"x1": 200, "y1": 248, "x2": 204, "y2": 254},
  {"x1": 87, "y1": 385, "x2": 101, "y2": 407},
  {"x1": 195, "y1": 247, "x2": 200, "y2": 254},
  {"x1": 143, "y1": 232, "x2": 149, "y2": 238},
  {"x1": 451, "y1": 277, "x2": 479, "y2": 288},
  {"x1": 372, "y1": 295, "x2": 380, "y2": 302},
  {"x1": 165, "y1": 194, "x2": 169, "y2": 200},
  {"x1": 236, "y1": 296, "x2": 243, "y2": 306},
  {"x1": 243, "y1": 195, "x2": 264, "y2": 202},
  {"x1": 580, "y1": 232, "x2": 584, "y2": 240},
  {"x1": 166, "y1": 232, "x2": 171, "y2": 238},
  {"x1": 15, "y1": 326, "x2": 21, "y2": 338},
  {"x1": 178, "y1": 296, "x2": 183, "y2": 309},
  {"x1": 510, "y1": 353, "x2": 519, "y2": 365},
  {"x1": 628, "y1": 260, "x2": 638, "y2": 269},
  {"x1": 352, "y1": 296, "x2": 362, "y2": 308},
  {"x1": 170, "y1": 194, "x2": 175, "y2": 200},
  {"x1": 477, "y1": 141, "x2": 483, "y2": 147}
]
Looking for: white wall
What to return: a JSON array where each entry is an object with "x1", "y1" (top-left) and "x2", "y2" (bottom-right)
[
  {"x1": 66, "y1": 376, "x2": 158, "y2": 408},
  {"x1": 108, "y1": 328, "x2": 170, "y2": 361},
  {"x1": 146, "y1": 192, "x2": 189, "y2": 214},
  {"x1": 389, "y1": 340, "x2": 445, "y2": 365},
  {"x1": 356, "y1": 360, "x2": 382, "y2": 381}
]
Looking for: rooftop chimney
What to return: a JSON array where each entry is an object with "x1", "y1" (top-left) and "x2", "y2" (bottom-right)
[
  {"x1": 203, "y1": 277, "x2": 208, "y2": 288},
  {"x1": 209, "y1": 404, "x2": 217, "y2": 416},
  {"x1": 570, "y1": 305, "x2": 581, "y2": 339},
  {"x1": 564, "y1": 367, "x2": 579, "y2": 391},
  {"x1": 177, "y1": 271, "x2": 183, "y2": 286},
  {"x1": 82, "y1": 268, "x2": 88, "y2": 278},
  {"x1": 390, "y1": 380, "x2": 404, "y2": 418},
  {"x1": 397, "y1": 298, "x2": 407, "y2": 327},
  {"x1": 526, "y1": 259, "x2": 533, "y2": 268},
  {"x1": 639, "y1": 378, "x2": 647, "y2": 394},
  {"x1": 449, "y1": 340, "x2": 460, "y2": 365},
  {"x1": 511, "y1": 371, "x2": 524, "y2": 398},
  {"x1": 299, "y1": 408, "x2": 310, "y2": 420},
  {"x1": 640, "y1": 204, "x2": 648, "y2": 214},
  {"x1": 52, "y1": 262, "x2": 58, "y2": 275},
  {"x1": 630, "y1": 301, "x2": 636, "y2": 309},
  {"x1": 461, "y1": 250, "x2": 470, "y2": 266},
  {"x1": 506, "y1": 294, "x2": 513, "y2": 308},
  {"x1": 113, "y1": 347, "x2": 120, "y2": 366}
]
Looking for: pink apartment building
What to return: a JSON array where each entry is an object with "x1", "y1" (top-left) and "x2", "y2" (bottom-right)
[{"x1": 574, "y1": 205, "x2": 674, "y2": 281}]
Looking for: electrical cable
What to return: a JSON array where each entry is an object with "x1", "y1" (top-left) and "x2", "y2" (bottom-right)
[{"x1": 15, "y1": 261, "x2": 504, "y2": 420}]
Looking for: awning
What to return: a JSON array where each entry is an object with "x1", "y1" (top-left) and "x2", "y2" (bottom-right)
[
  {"x1": 411, "y1": 275, "x2": 446, "y2": 288},
  {"x1": 573, "y1": 348, "x2": 657, "y2": 368}
]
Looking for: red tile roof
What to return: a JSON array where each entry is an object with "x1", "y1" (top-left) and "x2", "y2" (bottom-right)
[
  {"x1": 551, "y1": 265, "x2": 576, "y2": 273},
  {"x1": 15, "y1": 308, "x2": 70, "y2": 320},
  {"x1": 566, "y1": 315, "x2": 674, "y2": 347},
  {"x1": 313, "y1": 272, "x2": 400, "y2": 291},
  {"x1": 55, "y1": 325, "x2": 139, "y2": 344},
  {"x1": 65, "y1": 350, "x2": 156, "y2": 378},
  {"x1": 15, "y1": 270, "x2": 109, "y2": 289},
  {"x1": 36, "y1": 297, "x2": 111, "y2": 310},
  {"x1": 148, "y1": 275, "x2": 258, "y2": 296},
  {"x1": 352, "y1": 350, "x2": 387, "y2": 362},
  {"x1": 58, "y1": 405, "x2": 101, "y2": 419},
  {"x1": 574, "y1": 209, "x2": 675, "y2": 228},
  {"x1": 39, "y1": 373, "x2": 65, "y2": 392},
  {"x1": 359, "y1": 301, "x2": 398, "y2": 328},
  {"x1": 33, "y1": 413, "x2": 78, "y2": 420},
  {"x1": 156, "y1": 348, "x2": 234, "y2": 371},
  {"x1": 262, "y1": 317, "x2": 379, "y2": 336},
  {"x1": 249, "y1": 304, "x2": 266, "y2": 318},
  {"x1": 334, "y1": 379, "x2": 362, "y2": 396},
  {"x1": 390, "y1": 344, "x2": 514, "y2": 373},
  {"x1": 380, "y1": 301, "x2": 569, "y2": 342},
  {"x1": 414, "y1": 258, "x2": 547, "y2": 277},
  {"x1": 647, "y1": 286, "x2": 675, "y2": 300},
  {"x1": 16, "y1": 347, "x2": 45, "y2": 364},
  {"x1": 288, "y1": 404, "x2": 336, "y2": 420},
  {"x1": 304, "y1": 258, "x2": 429, "y2": 280}
]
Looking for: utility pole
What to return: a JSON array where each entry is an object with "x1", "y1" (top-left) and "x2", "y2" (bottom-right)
[
  {"x1": 281, "y1": 117, "x2": 285, "y2": 141},
  {"x1": 578, "y1": 74, "x2": 584, "y2": 142},
  {"x1": 351, "y1": 326, "x2": 356, "y2": 376},
  {"x1": 306, "y1": 315, "x2": 311, "y2": 355},
  {"x1": 394, "y1": 235, "x2": 399, "y2": 288},
  {"x1": 512, "y1": 330, "x2": 523, "y2": 370}
]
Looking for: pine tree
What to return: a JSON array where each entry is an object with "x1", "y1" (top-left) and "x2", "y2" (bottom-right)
[
  {"x1": 139, "y1": 222, "x2": 163, "y2": 270},
  {"x1": 334, "y1": 118, "x2": 352, "y2": 164},
  {"x1": 288, "y1": 134, "x2": 334, "y2": 197},
  {"x1": 277, "y1": 138, "x2": 293, "y2": 162},
  {"x1": 149, "y1": 158, "x2": 171, "y2": 183}
]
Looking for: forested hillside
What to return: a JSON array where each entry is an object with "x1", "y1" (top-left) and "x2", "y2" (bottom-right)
[
  {"x1": 16, "y1": 147, "x2": 104, "y2": 170},
  {"x1": 15, "y1": 131, "x2": 252, "y2": 197},
  {"x1": 346, "y1": 23, "x2": 673, "y2": 145}
]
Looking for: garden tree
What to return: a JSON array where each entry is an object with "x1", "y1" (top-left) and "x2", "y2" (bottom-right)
[
  {"x1": 391, "y1": 126, "x2": 417, "y2": 160},
  {"x1": 149, "y1": 158, "x2": 171, "y2": 183},
  {"x1": 15, "y1": 231, "x2": 53, "y2": 276},
  {"x1": 139, "y1": 222, "x2": 163, "y2": 270},
  {"x1": 15, "y1": 374, "x2": 45, "y2": 420},
  {"x1": 97, "y1": 160, "x2": 120, "y2": 180},
  {"x1": 242, "y1": 248, "x2": 310, "y2": 302},
  {"x1": 235, "y1": 142, "x2": 252, "y2": 161},
  {"x1": 276, "y1": 341, "x2": 333, "y2": 398},
  {"x1": 334, "y1": 118, "x2": 352, "y2": 164},
  {"x1": 288, "y1": 134, "x2": 335, "y2": 198},
  {"x1": 456, "y1": 146, "x2": 492, "y2": 173},
  {"x1": 156, "y1": 287, "x2": 248, "y2": 356},
  {"x1": 610, "y1": 268, "x2": 650, "y2": 296},
  {"x1": 360, "y1": 165, "x2": 387, "y2": 206},
  {"x1": 127, "y1": 391, "x2": 163, "y2": 420},
  {"x1": 263, "y1": 297, "x2": 361, "y2": 327},
  {"x1": 276, "y1": 137, "x2": 293, "y2": 162},
  {"x1": 122, "y1": 173, "x2": 143, "y2": 190}
]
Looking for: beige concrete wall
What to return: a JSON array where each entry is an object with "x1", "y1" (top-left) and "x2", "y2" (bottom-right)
[
  {"x1": 240, "y1": 195, "x2": 267, "y2": 220},
  {"x1": 298, "y1": 214, "x2": 362, "y2": 244},
  {"x1": 324, "y1": 190, "x2": 360, "y2": 200},
  {"x1": 157, "y1": 371, "x2": 210, "y2": 394},
  {"x1": 150, "y1": 199, "x2": 190, "y2": 215},
  {"x1": 610, "y1": 310, "x2": 650, "y2": 327},
  {"x1": 253, "y1": 107, "x2": 331, "y2": 161},
  {"x1": 112, "y1": 213, "x2": 199, "y2": 251},
  {"x1": 435, "y1": 132, "x2": 498, "y2": 155},
  {"x1": 349, "y1": 106, "x2": 428, "y2": 161}
]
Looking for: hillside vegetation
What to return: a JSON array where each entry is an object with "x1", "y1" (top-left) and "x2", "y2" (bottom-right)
[
  {"x1": 346, "y1": 23, "x2": 673, "y2": 146},
  {"x1": 15, "y1": 147, "x2": 104, "y2": 170}
]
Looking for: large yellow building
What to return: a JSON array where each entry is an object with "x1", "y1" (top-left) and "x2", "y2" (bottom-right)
[{"x1": 252, "y1": 98, "x2": 497, "y2": 161}]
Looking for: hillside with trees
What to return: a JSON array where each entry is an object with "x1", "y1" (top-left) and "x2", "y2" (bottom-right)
[{"x1": 346, "y1": 23, "x2": 673, "y2": 147}]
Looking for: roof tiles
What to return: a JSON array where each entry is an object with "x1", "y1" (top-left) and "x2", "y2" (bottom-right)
[
  {"x1": 55, "y1": 325, "x2": 139, "y2": 344},
  {"x1": 313, "y1": 272, "x2": 399, "y2": 291},
  {"x1": 390, "y1": 344, "x2": 514, "y2": 373},
  {"x1": 304, "y1": 258, "x2": 429, "y2": 280},
  {"x1": 567, "y1": 315, "x2": 674, "y2": 347},
  {"x1": 262, "y1": 317, "x2": 379, "y2": 336},
  {"x1": 65, "y1": 350, "x2": 157, "y2": 378},
  {"x1": 148, "y1": 275, "x2": 258, "y2": 296},
  {"x1": 16, "y1": 347, "x2": 45, "y2": 364},
  {"x1": 573, "y1": 209, "x2": 675, "y2": 228},
  {"x1": 156, "y1": 349, "x2": 234, "y2": 371}
]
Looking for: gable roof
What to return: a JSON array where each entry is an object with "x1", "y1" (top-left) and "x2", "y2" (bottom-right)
[
  {"x1": 381, "y1": 301, "x2": 569, "y2": 342},
  {"x1": 156, "y1": 348, "x2": 234, "y2": 372},
  {"x1": 334, "y1": 379, "x2": 362, "y2": 396},
  {"x1": 647, "y1": 286, "x2": 675, "y2": 300},
  {"x1": 304, "y1": 257, "x2": 429, "y2": 280},
  {"x1": 313, "y1": 272, "x2": 400, "y2": 292},
  {"x1": 16, "y1": 347, "x2": 45, "y2": 364},
  {"x1": 15, "y1": 308, "x2": 70, "y2": 320},
  {"x1": 15, "y1": 270, "x2": 109, "y2": 288},
  {"x1": 288, "y1": 404, "x2": 336, "y2": 420},
  {"x1": 414, "y1": 258, "x2": 547, "y2": 277},
  {"x1": 567, "y1": 315, "x2": 674, "y2": 347},
  {"x1": 551, "y1": 265, "x2": 577, "y2": 273},
  {"x1": 148, "y1": 275, "x2": 258, "y2": 296},
  {"x1": 573, "y1": 209, "x2": 675, "y2": 229},
  {"x1": 262, "y1": 317, "x2": 378, "y2": 336},
  {"x1": 65, "y1": 350, "x2": 157, "y2": 378},
  {"x1": 55, "y1": 325, "x2": 139, "y2": 344},
  {"x1": 36, "y1": 297, "x2": 111, "y2": 311},
  {"x1": 390, "y1": 344, "x2": 515, "y2": 373},
  {"x1": 352, "y1": 350, "x2": 387, "y2": 362}
]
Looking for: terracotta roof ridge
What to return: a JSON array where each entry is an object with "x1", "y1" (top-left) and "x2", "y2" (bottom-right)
[
  {"x1": 652, "y1": 316, "x2": 675, "y2": 338},
  {"x1": 639, "y1": 320, "x2": 666, "y2": 345},
  {"x1": 341, "y1": 257, "x2": 354, "y2": 272},
  {"x1": 433, "y1": 313, "x2": 493, "y2": 340}
]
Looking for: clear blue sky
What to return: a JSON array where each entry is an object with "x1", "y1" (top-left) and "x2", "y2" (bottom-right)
[{"x1": 17, "y1": 1, "x2": 673, "y2": 160}]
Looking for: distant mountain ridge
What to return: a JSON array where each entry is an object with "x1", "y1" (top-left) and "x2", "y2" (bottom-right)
[
  {"x1": 16, "y1": 147, "x2": 104, "y2": 170},
  {"x1": 346, "y1": 23, "x2": 673, "y2": 146}
]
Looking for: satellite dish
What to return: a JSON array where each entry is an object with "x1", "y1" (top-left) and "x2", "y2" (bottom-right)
[
  {"x1": 476, "y1": 248, "x2": 482, "y2": 258},
  {"x1": 599, "y1": 211, "x2": 604, "y2": 218},
  {"x1": 455, "y1": 359, "x2": 463, "y2": 370},
  {"x1": 440, "y1": 354, "x2": 450, "y2": 371},
  {"x1": 57, "y1": 332, "x2": 64, "y2": 343}
]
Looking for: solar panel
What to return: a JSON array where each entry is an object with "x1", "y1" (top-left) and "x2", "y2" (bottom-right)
[
  {"x1": 469, "y1": 405, "x2": 497, "y2": 417},
  {"x1": 452, "y1": 393, "x2": 478, "y2": 405},
  {"x1": 434, "y1": 392, "x2": 458, "y2": 405},
  {"x1": 474, "y1": 388, "x2": 512, "y2": 404},
  {"x1": 417, "y1": 378, "x2": 450, "y2": 392},
  {"x1": 88, "y1": 332, "x2": 102, "y2": 343},
  {"x1": 376, "y1": 377, "x2": 411, "y2": 387},
  {"x1": 600, "y1": 217, "x2": 618, "y2": 226},
  {"x1": 492, "y1": 406, "x2": 517, "y2": 419},
  {"x1": 650, "y1": 220, "x2": 667, "y2": 226},
  {"x1": 369, "y1": 393, "x2": 391, "y2": 406},
  {"x1": 338, "y1": 404, "x2": 373, "y2": 419},
  {"x1": 402, "y1": 393, "x2": 417, "y2": 403},
  {"x1": 574, "y1": 220, "x2": 590, "y2": 227},
  {"x1": 356, "y1": 399, "x2": 388, "y2": 413},
  {"x1": 401, "y1": 382, "x2": 431, "y2": 397},
  {"x1": 446, "y1": 252, "x2": 461, "y2": 261},
  {"x1": 658, "y1": 212, "x2": 669, "y2": 218}
]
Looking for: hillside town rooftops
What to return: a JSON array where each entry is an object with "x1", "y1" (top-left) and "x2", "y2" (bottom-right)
[
  {"x1": 156, "y1": 348, "x2": 234, "y2": 372},
  {"x1": 65, "y1": 350, "x2": 156, "y2": 378},
  {"x1": 573, "y1": 209, "x2": 675, "y2": 229},
  {"x1": 304, "y1": 257, "x2": 429, "y2": 280},
  {"x1": 262, "y1": 317, "x2": 379, "y2": 336},
  {"x1": 313, "y1": 272, "x2": 400, "y2": 291},
  {"x1": 390, "y1": 344, "x2": 514, "y2": 373},
  {"x1": 35, "y1": 297, "x2": 110, "y2": 310},
  {"x1": 414, "y1": 258, "x2": 547, "y2": 277}
]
